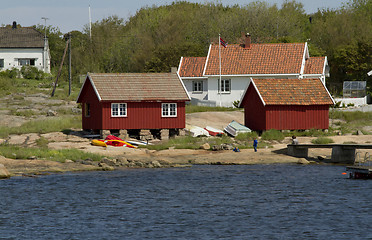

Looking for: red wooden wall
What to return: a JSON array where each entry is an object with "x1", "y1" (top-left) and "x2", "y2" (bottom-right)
[
  {"x1": 79, "y1": 80, "x2": 186, "y2": 130},
  {"x1": 241, "y1": 84, "x2": 330, "y2": 131},
  {"x1": 100, "y1": 101, "x2": 186, "y2": 130}
]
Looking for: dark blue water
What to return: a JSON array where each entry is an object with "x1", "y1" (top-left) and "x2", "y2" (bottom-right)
[{"x1": 0, "y1": 164, "x2": 371, "y2": 240}]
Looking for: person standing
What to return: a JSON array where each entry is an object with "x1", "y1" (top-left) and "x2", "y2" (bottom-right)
[{"x1": 253, "y1": 138, "x2": 258, "y2": 152}]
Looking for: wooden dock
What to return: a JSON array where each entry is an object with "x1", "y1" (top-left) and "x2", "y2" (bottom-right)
[{"x1": 346, "y1": 165, "x2": 372, "y2": 179}]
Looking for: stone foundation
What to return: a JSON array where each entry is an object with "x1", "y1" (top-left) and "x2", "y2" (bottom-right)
[
  {"x1": 140, "y1": 129, "x2": 153, "y2": 141},
  {"x1": 100, "y1": 130, "x2": 110, "y2": 139},
  {"x1": 160, "y1": 129, "x2": 169, "y2": 140},
  {"x1": 119, "y1": 129, "x2": 128, "y2": 139}
]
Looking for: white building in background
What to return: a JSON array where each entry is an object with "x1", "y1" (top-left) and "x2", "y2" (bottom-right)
[
  {"x1": 178, "y1": 34, "x2": 330, "y2": 107},
  {"x1": 0, "y1": 21, "x2": 51, "y2": 73}
]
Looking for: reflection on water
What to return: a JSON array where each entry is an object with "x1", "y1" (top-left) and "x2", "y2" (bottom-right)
[{"x1": 0, "y1": 165, "x2": 371, "y2": 239}]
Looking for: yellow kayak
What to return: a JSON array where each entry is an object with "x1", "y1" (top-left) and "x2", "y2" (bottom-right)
[{"x1": 91, "y1": 139, "x2": 107, "y2": 147}]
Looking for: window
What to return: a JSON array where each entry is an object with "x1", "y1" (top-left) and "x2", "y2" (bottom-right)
[
  {"x1": 84, "y1": 103, "x2": 90, "y2": 117},
  {"x1": 162, "y1": 103, "x2": 177, "y2": 117},
  {"x1": 111, "y1": 103, "x2": 127, "y2": 117},
  {"x1": 192, "y1": 81, "x2": 203, "y2": 92},
  {"x1": 219, "y1": 79, "x2": 231, "y2": 93},
  {"x1": 18, "y1": 59, "x2": 35, "y2": 66},
  {"x1": 0, "y1": 59, "x2": 4, "y2": 68}
]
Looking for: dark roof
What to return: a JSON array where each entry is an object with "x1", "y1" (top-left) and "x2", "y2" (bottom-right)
[
  {"x1": 251, "y1": 78, "x2": 334, "y2": 105},
  {"x1": 178, "y1": 57, "x2": 206, "y2": 78},
  {"x1": 0, "y1": 27, "x2": 44, "y2": 48},
  {"x1": 204, "y1": 43, "x2": 306, "y2": 75},
  {"x1": 78, "y1": 73, "x2": 190, "y2": 102}
]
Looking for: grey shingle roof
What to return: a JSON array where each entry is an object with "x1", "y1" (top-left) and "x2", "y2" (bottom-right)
[
  {"x1": 0, "y1": 27, "x2": 44, "y2": 48},
  {"x1": 81, "y1": 73, "x2": 190, "y2": 102}
]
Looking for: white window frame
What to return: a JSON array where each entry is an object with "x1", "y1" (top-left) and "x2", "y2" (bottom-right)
[
  {"x1": 111, "y1": 103, "x2": 127, "y2": 117},
  {"x1": 18, "y1": 58, "x2": 36, "y2": 66},
  {"x1": 192, "y1": 80, "x2": 203, "y2": 93},
  {"x1": 162, "y1": 103, "x2": 177, "y2": 117},
  {"x1": 218, "y1": 79, "x2": 231, "y2": 93}
]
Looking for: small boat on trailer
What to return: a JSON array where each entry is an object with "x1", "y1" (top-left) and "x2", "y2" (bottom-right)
[{"x1": 345, "y1": 166, "x2": 372, "y2": 179}]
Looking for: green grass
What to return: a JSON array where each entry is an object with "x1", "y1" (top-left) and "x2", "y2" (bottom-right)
[
  {"x1": 0, "y1": 144, "x2": 102, "y2": 162},
  {"x1": 261, "y1": 129, "x2": 285, "y2": 141},
  {"x1": 185, "y1": 104, "x2": 240, "y2": 114},
  {"x1": 311, "y1": 137, "x2": 334, "y2": 144},
  {"x1": 235, "y1": 132, "x2": 258, "y2": 141},
  {"x1": 0, "y1": 116, "x2": 82, "y2": 138},
  {"x1": 10, "y1": 109, "x2": 39, "y2": 117},
  {"x1": 144, "y1": 134, "x2": 272, "y2": 151}
]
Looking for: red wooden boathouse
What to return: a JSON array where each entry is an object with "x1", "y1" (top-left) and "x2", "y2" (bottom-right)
[
  {"x1": 76, "y1": 73, "x2": 190, "y2": 138},
  {"x1": 239, "y1": 78, "x2": 334, "y2": 131}
]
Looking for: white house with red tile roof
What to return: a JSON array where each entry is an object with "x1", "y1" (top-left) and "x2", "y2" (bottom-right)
[
  {"x1": 178, "y1": 34, "x2": 330, "y2": 107},
  {"x1": 0, "y1": 22, "x2": 51, "y2": 73}
]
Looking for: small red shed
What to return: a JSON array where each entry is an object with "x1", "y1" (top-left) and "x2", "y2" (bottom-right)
[
  {"x1": 239, "y1": 78, "x2": 335, "y2": 131},
  {"x1": 76, "y1": 73, "x2": 190, "y2": 136}
]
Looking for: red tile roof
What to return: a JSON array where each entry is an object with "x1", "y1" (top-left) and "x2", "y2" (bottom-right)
[
  {"x1": 178, "y1": 57, "x2": 206, "y2": 77},
  {"x1": 81, "y1": 73, "x2": 190, "y2": 102},
  {"x1": 204, "y1": 43, "x2": 306, "y2": 75},
  {"x1": 304, "y1": 57, "x2": 325, "y2": 74},
  {"x1": 252, "y1": 78, "x2": 334, "y2": 105}
]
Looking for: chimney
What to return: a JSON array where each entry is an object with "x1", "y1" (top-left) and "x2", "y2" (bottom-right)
[
  {"x1": 244, "y1": 33, "x2": 251, "y2": 49},
  {"x1": 12, "y1": 21, "x2": 17, "y2": 29}
]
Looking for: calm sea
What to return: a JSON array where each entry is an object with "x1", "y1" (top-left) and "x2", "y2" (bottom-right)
[{"x1": 0, "y1": 164, "x2": 371, "y2": 240}]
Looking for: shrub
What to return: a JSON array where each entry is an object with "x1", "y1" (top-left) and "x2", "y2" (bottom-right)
[
  {"x1": 21, "y1": 66, "x2": 45, "y2": 80},
  {"x1": 261, "y1": 129, "x2": 284, "y2": 141},
  {"x1": 235, "y1": 132, "x2": 258, "y2": 141},
  {"x1": 311, "y1": 137, "x2": 334, "y2": 144}
]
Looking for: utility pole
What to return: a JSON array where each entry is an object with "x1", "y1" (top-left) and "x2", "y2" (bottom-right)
[
  {"x1": 68, "y1": 33, "x2": 72, "y2": 96},
  {"x1": 51, "y1": 35, "x2": 70, "y2": 97},
  {"x1": 41, "y1": 17, "x2": 49, "y2": 73}
]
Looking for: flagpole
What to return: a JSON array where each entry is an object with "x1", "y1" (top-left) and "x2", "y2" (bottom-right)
[{"x1": 219, "y1": 34, "x2": 222, "y2": 107}]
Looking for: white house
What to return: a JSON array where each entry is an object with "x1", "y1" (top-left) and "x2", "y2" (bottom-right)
[
  {"x1": 0, "y1": 21, "x2": 51, "y2": 74},
  {"x1": 178, "y1": 34, "x2": 329, "y2": 107}
]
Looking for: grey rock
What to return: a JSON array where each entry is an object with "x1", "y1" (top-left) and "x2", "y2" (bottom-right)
[
  {"x1": 0, "y1": 164, "x2": 10, "y2": 179},
  {"x1": 200, "y1": 143, "x2": 210, "y2": 150},
  {"x1": 151, "y1": 160, "x2": 162, "y2": 168},
  {"x1": 297, "y1": 158, "x2": 310, "y2": 164},
  {"x1": 98, "y1": 162, "x2": 114, "y2": 171}
]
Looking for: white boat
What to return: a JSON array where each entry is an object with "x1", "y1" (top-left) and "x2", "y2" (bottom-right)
[
  {"x1": 185, "y1": 125, "x2": 210, "y2": 137},
  {"x1": 204, "y1": 126, "x2": 224, "y2": 136},
  {"x1": 126, "y1": 140, "x2": 153, "y2": 146},
  {"x1": 224, "y1": 120, "x2": 251, "y2": 137}
]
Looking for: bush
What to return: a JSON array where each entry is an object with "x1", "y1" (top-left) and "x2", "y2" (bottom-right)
[
  {"x1": 235, "y1": 132, "x2": 258, "y2": 141},
  {"x1": 0, "y1": 68, "x2": 20, "y2": 78},
  {"x1": 21, "y1": 66, "x2": 45, "y2": 80},
  {"x1": 261, "y1": 129, "x2": 284, "y2": 141},
  {"x1": 311, "y1": 137, "x2": 334, "y2": 144}
]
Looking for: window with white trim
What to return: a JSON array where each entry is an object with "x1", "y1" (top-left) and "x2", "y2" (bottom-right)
[
  {"x1": 218, "y1": 79, "x2": 231, "y2": 93},
  {"x1": 111, "y1": 103, "x2": 127, "y2": 117},
  {"x1": 192, "y1": 81, "x2": 203, "y2": 92},
  {"x1": 0, "y1": 59, "x2": 4, "y2": 68},
  {"x1": 18, "y1": 58, "x2": 35, "y2": 66},
  {"x1": 162, "y1": 103, "x2": 177, "y2": 117}
]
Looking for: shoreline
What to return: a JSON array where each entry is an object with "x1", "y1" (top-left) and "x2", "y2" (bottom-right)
[{"x1": 1, "y1": 134, "x2": 371, "y2": 178}]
